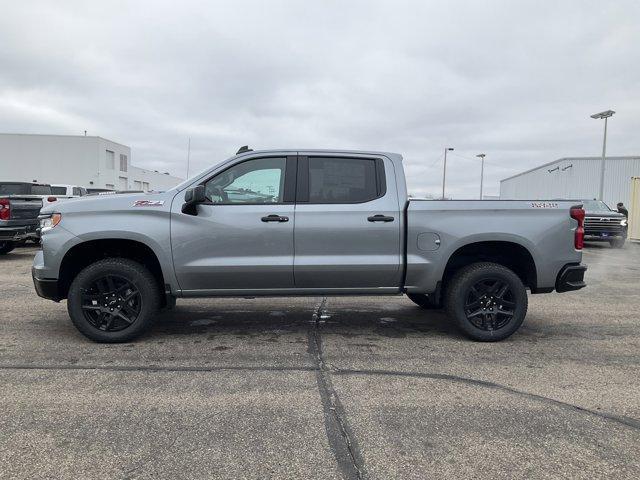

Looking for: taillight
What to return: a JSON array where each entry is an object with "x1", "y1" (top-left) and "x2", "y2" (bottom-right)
[
  {"x1": 570, "y1": 206, "x2": 585, "y2": 250},
  {"x1": 47, "y1": 196, "x2": 57, "y2": 202},
  {"x1": 0, "y1": 198, "x2": 10, "y2": 220}
]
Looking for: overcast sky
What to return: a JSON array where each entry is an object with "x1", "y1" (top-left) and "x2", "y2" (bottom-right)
[{"x1": 1, "y1": 0, "x2": 639, "y2": 197}]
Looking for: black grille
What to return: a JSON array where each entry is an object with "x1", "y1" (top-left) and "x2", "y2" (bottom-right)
[{"x1": 584, "y1": 217, "x2": 623, "y2": 233}]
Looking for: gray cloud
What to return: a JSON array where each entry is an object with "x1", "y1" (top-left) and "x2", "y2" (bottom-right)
[{"x1": 1, "y1": 0, "x2": 639, "y2": 197}]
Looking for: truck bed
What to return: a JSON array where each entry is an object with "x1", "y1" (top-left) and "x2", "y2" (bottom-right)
[{"x1": 404, "y1": 199, "x2": 582, "y2": 294}]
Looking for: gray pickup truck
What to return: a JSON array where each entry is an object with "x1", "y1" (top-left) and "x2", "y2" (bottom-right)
[
  {"x1": 1, "y1": 182, "x2": 51, "y2": 254},
  {"x1": 33, "y1": 149, "x2": 587, "y2": 343}
]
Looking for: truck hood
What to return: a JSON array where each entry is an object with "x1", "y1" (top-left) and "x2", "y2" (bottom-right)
[
  {"x1": 584, "y1": 210, "x2": 624, "y2": 218},
  {"x1": 40, "y1": 191, "x2": 175, "y2": 215}
]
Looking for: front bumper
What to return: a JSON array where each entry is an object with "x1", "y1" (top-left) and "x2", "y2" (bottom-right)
[
  {"x1": 556, "y1": 263, "x2": 587, "y2": 293},
  {"x1": 32, "y1": 272, "x2": 62, "y2": 301},
  {"x1": 585, "y1": 233, "x2": 624, "y2": 241},
  {"x1": 32, "y1": 250, "x2": 62, "y2": 301}
]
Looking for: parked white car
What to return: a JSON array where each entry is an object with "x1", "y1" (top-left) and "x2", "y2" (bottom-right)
[{"x1": 50, "y1": 184, "x2": 88, "y2": 200}]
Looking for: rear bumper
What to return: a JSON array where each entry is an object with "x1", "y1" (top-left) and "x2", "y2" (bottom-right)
[
  {"x1": 0, "y1": 226, "x2": 28, "y2": 241},
  {"x1": 555, "y1": 263, "x2": 587, "y2": 293}
]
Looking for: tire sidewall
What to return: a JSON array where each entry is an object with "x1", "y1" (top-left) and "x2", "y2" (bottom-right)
[
  {"x1": 67, "y1": 259, "x2": 159, "y2": 343},
  {"x1": 448, "y1": 264, "x2": 528, "y2": 342}
]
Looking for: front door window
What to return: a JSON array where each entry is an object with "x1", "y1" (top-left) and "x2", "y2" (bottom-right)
[{"x1": 204, "y1": 157, "x2": 286, "y2": 204}]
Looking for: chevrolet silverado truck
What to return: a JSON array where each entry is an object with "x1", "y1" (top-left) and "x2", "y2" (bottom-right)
[
  {"x1": 33, "y1": 149, "x2": 587, "y2": 343},
  {"x1": 0, "y1": 182, "x2": 51, "y2": 254},
  {"x1": 581, "y1": 200, "x2": 627, "y2": 248}
]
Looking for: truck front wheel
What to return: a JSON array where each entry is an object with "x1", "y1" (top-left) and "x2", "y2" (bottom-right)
[
  {"x1": 445, "y1": 262, "x2": 528, "y2": 342},
  {"x1": 67, "y1": 258, "x2": 161, "y2": 343}
]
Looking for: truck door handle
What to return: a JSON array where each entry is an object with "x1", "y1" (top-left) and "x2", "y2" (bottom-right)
[
  {"x1": 367, "y1": 214, "x2": 394, "y2": 222},
  {"x1": 261, "y1": 214, "x2": 289, "y2": 223}
]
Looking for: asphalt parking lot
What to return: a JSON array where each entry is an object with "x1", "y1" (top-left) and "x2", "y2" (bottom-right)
[{"x1": 1, "y1": 244, "x2": 639, "y2": 479}]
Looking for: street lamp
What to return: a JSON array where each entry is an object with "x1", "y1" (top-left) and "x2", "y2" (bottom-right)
[
  {"x1": 442, "y1": 147, "x2": 454, "y2": 199},
  {"x1": 590, "y1": 109, "x2": 615, "y2": 201},
  {"x1": 476, "y1": 154, "x2": 486, "y2": 199}
]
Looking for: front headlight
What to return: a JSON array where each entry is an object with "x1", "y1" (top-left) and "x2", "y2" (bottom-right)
[
  {"x1": 621, "y1": 219, "x2": 628, "y2": 227},
  {"x1": 40, "y1": 213, "x2": 62, "y2": 233}
]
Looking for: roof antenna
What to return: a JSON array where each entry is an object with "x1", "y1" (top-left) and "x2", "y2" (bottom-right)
[
  {"x1": 186, "y1": 137, "x2": 191, "y2": 178},
  {"x1": 236, "y1": 145, "x2": 252, "y2": 154}
]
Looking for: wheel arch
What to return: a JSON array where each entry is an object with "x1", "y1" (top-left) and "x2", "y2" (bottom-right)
[
  {"x1": 441, "y1": 240, "x2": 538, "y2": 293},
  {"x1": 58, "y1": 238, "x2": 169, "y2": 301}
]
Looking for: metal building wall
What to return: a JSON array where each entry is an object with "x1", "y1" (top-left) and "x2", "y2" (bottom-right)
[{"x1": 500, "y1": 156, "x2": 640, "y2": 208}]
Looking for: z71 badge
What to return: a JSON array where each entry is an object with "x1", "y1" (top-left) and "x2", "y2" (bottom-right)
[{"x1": 133, "y1": 200, "x2": 165, "y2": 207}]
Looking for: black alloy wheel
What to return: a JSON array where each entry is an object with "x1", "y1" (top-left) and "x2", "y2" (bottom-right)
[
  {"x1": 463, "y1": 278, "x2": 515, "y2": 331},
  {"x1": 445, "y1": 262, "x2": 528, "y2": 342},
  {"x1": 80, "y1": 274, "x2": 142, "y2": 332},
  {"x1": 67, "y1": 258, "x2": 160, "y2": 342}
]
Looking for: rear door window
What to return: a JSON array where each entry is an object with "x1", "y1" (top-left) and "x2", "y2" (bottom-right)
[
  {"x1": 307, "y1": 157, "x2": 380, "y2": 203},
  {"x1": 30, "y1": 184, "x2": 52, "y2": 195}
]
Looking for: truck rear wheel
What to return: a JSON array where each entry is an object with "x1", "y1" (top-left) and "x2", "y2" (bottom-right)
[
  {"x1": 67, "y1": 258, "x2": 161, "y2": 343},
  {"x1": 445, "y1": 262, "x2": 528, "y2": 342},
  {"x1": 0, "y1": 241, "x2": 15, "y2": 255},
  {"x1": 406, "y1": 293, "x2": 441, "y2": 309}
]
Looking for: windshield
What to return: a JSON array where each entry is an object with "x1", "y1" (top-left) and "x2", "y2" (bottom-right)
[
  {"x1": 582, "y1": 200, "x2": 612, "y2": 212},
  {"x1": 172, "y1": 156, "x2": 235, "y2": 191}
]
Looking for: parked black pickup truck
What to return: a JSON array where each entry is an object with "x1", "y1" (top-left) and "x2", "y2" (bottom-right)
[
  {"x1": 582, "y1": 200, "x2": 627, "y2": 248},
  {"x1": 0, "y1": 182, "x2": 50, "y2": 255}
]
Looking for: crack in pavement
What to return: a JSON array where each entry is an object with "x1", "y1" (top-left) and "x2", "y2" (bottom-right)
[
  {"x1": 3, "y1": 362, "x2": 639, "y2": 433},
  {"x1": 307, "y1": 297, "x2": 367, "y2": 480}
]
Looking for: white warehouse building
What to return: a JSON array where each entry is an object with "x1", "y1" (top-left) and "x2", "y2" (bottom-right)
[
  {"x1": 0, "y1": 133, "x2": 183, "y2": 192},
  {"x1": 500, "y1": 156, "x2": 640, "y2": 208}
]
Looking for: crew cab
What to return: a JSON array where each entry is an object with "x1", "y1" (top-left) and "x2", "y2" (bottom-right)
[
  {"x1": 581, "y1": 200, "x2": 627, "y2": 248},
  {"x1": 0, "y1": 182, "x2": 52, "y2": 254},
  {"x1": 33, "y1": 149, "x2": 587, "y2": 342}
]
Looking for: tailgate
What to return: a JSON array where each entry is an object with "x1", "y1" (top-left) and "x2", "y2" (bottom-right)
[{"x1": 8, "y1": 197, "x2": 43, "y2": 220}]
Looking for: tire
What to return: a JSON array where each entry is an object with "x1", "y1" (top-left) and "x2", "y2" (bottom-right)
[
  {"x1": 67, "y1": 258, "x2": 161, "y2": 343},
  {"x1": 609, "y1": 238, "x2": 626, "y2": 248},
  {"x1": 0, "y1": 241, "x2": 15, "y2": 255},
  {"x1": 406, "y1": 293, "x2": 441, "y2": 309},
  {"x1": 445, "y1": 262, "x2": 528, "y2": 342}
]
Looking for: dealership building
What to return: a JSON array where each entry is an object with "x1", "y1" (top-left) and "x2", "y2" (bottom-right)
[
  {"x1": 0, "y1": 133, "x2": 183, "y2": 191},
  {"x1": 500, "y1": 156, "x2": 640, "y2": 208}
]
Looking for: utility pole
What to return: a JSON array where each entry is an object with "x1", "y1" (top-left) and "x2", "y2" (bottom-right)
[
  {"x1": 476, "y1": 154, "x2": 486, "y2": 199},
  {"x1": 590, "y1": 110, "x2": 615, "y2": 201},
  {"x1": 186, "y1": 137, "x2": 191, "y2": 179},
  {"x1": 442, "y1": 147, "x2": 454, "y2": 199}
]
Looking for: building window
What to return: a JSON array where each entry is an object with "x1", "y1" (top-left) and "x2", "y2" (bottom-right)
[
  {"x1": 120, "y1": 154, "x2": 128, "y2": 172},
  {"x1": 105, "y1": 184, "x2": 115, "y2": 190},
  {"x1": 142, "y1": 182, "x2": 150, "y2": 192},
  {"x1": 106, "y1": 150, "x2": 115, "y2": 169}
]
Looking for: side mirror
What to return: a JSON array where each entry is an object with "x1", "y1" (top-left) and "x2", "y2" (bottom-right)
[{"x1": 182, "y1": 185, "x2": 206, "y2": 215}]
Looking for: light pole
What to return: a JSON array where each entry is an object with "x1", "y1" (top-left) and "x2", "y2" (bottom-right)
[
  {"x1": 590, "y1": 110, "x2": 615, "y2": 201},
  {"x1": 442, "y1": 147, "x2": 454, "y2": 199},
  {"x1": 476, "y1": 154, "x2": 486, "y2": 199}
]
